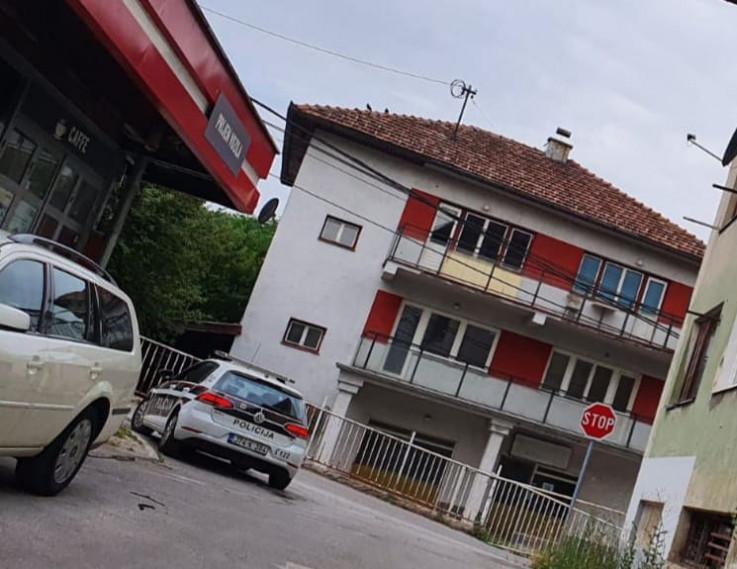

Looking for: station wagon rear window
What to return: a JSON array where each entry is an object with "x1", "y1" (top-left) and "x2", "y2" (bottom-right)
[{"x1": 214, "y1": 371, "x2": 306, "y2": 421}]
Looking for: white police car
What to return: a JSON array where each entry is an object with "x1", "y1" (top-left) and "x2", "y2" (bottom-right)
[{"x1": 131, "y1": 357, "x2": 308, "y2": 490}]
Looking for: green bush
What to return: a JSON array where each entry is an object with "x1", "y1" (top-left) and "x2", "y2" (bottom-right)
[{"x1": 532, "y1": 524, "x2": 664, "y2": 569}]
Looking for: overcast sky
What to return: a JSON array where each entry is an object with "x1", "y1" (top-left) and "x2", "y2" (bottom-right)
[{"x1": 203, "y1": 0, "x2": 737, "y2": 240}]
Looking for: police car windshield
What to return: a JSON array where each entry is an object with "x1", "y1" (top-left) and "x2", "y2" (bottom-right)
[{"x1": 214, "y1": 371, "x2": 305, "y2": 421}]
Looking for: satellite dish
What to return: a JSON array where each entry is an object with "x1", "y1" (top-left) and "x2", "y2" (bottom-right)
[
  {"x1": 257, "y1": 197, "x2": 279, "y2": 224},
  {"x1": 723, "y1": 126, "x2": 737, "y2": 166}
]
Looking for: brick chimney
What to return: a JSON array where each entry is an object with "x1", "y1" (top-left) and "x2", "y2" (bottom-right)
[{"x1": 545, "y1": 127, "x2": 572, "y2": 163}]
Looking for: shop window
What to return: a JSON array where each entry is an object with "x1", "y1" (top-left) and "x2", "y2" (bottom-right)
[
  {"x1": 421, "y1": 313, "x2": 459, "y2": 357},
  {"x1": 0, "y1": 130, "x2": 36, "y2": 183},
  {"x1": 24, "y1": 148, "x2": 59, "y2": 200},
  {"x1": 6, "y1": 200, "x2": 38, "y2": 234},
  {"x1": 37, "y1": 215, "x2": 58, "y2": 239},
  {"x1": 69, "y1": 180, "x2": 98, "y2": 223},
  {"x1": 679, "y1": 509, "x2": 733, "y2": 568},
  {"x1": 319, "y1": 215, "x2": 361, "y2": 249},
  {"x1": 49, "y1": 164, "x2": 78, "y2": 211},
  {"x1": 283, "y1": 318, "x2": 326, "y2": 353},
  {"x1": 48, "y1": 267, "x2": 90, "y2": 341},
  {"x1": 674, "y1": 307, "x2": 721, "y2": 404},
  {"x1": 0, "y1": 259, "x2": 44, "y2": 331}
]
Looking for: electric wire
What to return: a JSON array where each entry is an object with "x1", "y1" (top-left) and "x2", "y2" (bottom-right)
[
  {"x1": 199, "y1": 4, "x2": 449, "y2": 86},
  {"x1": 259, "y1": 105, "x2": 679, "y2": 335}
]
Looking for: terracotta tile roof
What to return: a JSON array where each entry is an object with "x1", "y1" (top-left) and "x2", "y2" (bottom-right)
[{"x1": 286, "y1": 104, "x2": 704, "y2": 260}]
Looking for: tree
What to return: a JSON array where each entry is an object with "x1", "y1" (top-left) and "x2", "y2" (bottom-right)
[{"x1": 107, "y1": 186, "x2": 275, "y2": 341}]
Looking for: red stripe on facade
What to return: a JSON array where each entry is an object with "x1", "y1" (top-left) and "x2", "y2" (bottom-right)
[
  {"x1": 631, "y1": 376, "x2": 664, "y2": 424},
  {"x1": 67, "y1": 0, "x2": 274, "y2": 213},
  {"x1": 398, "y1": 189, "x2": 440, "y2": 240},
  {"x1": 489, "y1": 331, "x2": 552, "y2": 387},
  {"x1": 523, "y1": 234, "x2": 584, "y2": 290},
  {"x1": 660, "y1": 282, "x2": 693, "y2": 325},
  {"x1": 363, "y1": 291, "x2": 403, "y2": 343}
]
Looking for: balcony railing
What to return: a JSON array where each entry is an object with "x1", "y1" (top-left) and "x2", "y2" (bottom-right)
[
  {"x1": 386, "y1": 228, "x2": 682, "y2": 351},
  {"x1": 353, "y1": 333, "x2": 652, "y2": 453}
]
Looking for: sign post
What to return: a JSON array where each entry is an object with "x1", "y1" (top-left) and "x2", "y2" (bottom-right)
[{"x1": 570, "y1": 403, "x2": 617, "y2": 513}]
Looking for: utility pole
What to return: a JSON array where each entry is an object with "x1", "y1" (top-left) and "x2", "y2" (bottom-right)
[{"x1": 451, "y1": 79, "x2": 477, "y2": 139}]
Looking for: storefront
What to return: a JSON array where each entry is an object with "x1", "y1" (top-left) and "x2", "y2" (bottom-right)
[{"x1": 0, "y1": 0, "x2": 276, "y2": 261}]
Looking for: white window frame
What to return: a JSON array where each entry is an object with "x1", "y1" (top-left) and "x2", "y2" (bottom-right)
[
  {"x1": 454, "y1": 210, "x2": 533, "y2": 271},
  {"x1": 283, "y1": 318, "x2": 326, "y2": 353},
  {"x1": 428, "y1": 205, "x2": 462, "y2": 245},
  {"x1": 597, "y1": 261, "x2": 644, "y2": 305},
  {"x1": 390, "y1": 301, "x2": 501, "y2": 371},
  {"x1": 640, "y1": 276, "x2": 667, "y2": 315},
  {"x1": 319, "y1": 215, "x2": 362, "y2": 250},
  {"x1": 542, "y1": 349, "x2": 641, "y2": 412}
]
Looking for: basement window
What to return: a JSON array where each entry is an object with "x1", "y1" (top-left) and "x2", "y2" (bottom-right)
[{"x1": 679, "y1": 510, "x2": 733, "y2": 568}]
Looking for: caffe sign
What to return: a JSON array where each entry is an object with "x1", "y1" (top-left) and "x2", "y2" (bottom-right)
[{"x1": 205, "y1": 94, "x2": 251, "y2": 176}]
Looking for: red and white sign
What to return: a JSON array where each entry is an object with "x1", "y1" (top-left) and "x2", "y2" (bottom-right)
[{"x1": 580, "y1": 403, "x2": 617, "y2": 441}]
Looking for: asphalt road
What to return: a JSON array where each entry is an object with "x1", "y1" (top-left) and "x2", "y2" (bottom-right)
[{"x1": 0, "y1": 450, "x2": 523, "y2": 569}]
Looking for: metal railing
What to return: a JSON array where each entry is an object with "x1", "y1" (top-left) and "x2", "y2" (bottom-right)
[
  {"x1": 305, "y1": 406, "x2": 621, "y2": 556},
  {"x1": 354, "y1": 333, "x2": 652, "y2": 452},
  {"x1": 387, "y1": 227, "x2": 682, "y2": 351},
  {"x1": 137, "y1": 336, "x2": 202, "y2": 394}
]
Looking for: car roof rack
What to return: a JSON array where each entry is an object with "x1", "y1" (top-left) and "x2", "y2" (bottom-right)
[
  {"x1": 9, "y1": 234, "x2": 117, "y2": 285},
  {"x1": 212, "y1": 350, "x2": 295, "y2": 385}
]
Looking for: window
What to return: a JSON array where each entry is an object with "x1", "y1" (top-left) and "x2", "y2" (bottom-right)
[
  {"x1": 0, "y1": 130, "x2": 36, "y2": 183},
  {"x1": 641, "y1": 278, "x2": 666, "y2": 315},
  {"x1": 319, "y1": 216, "x2": 361, "y2": 249},
  {"x1": 612, "y1": 375, "x2": 636, "y2": 412},
  {"x1": 574, "y1": 254, "x2": 601, "y2": 295},
  {"x1": 421, "y1": 313, "x2": 460, "y2": 357},
  {"x1": 679, "y1": 509, "x2": 733, "y2": 568},
  {"x1": 48, "y1": 268, "x2": 90, "y2": 341},
  {"x1": 283, "y1": 318, "x2": 326, "y2": 353},
  {"x1": 598, "y1": 262, "x2": 643, "y2": 308},
  {"x1": 24, "y1": 147, "x2": 59, "y2": 200},
  {"x1": 547, "y1": 350, "x2": 637, "y2": 410},
  {"x1": 215, "y1": 371, "x2": 306, "y2": 421},
  {"x1": 456, "y1": 324, "x2": 496, "y2": 368},
  {"x1": 180, "y1": 361, "x2": 219, "y2": 383},
  {"x1": 97, "y1": 287, "x2": 134, "y2": 351},
  {"x1": 384, "y1": 304, "x2": 422, "y2": 374},
  {"x1": 567, "y1": 360, "x2": 594, "y2": 399},
  {"x1": 68, "y1": 180, "x2": 98, "y2": 223},
  {"x1": 675, "y1": 307, "x2": 721, "y2": 404},
  {"x1": 49, "y1": 164, "x2": 78, "y2": 210},
  {"x1": 429, "y1": 206, "x2": 460, "y2": 245},
  {"x1": 543, "y1": 352, "x2": 571, "y2": 391},
  {"x1": 454, "y1": 211, "x2": 533, "y2": 270},
  {"x1": 0, "y1": 259, "x2": 44, "y2": 330}
]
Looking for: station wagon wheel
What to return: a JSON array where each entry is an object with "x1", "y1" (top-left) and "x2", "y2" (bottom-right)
[
  {"x1": 131, "y1": 399, "x2": 153, "y2": 436},
  {"x1": 16, "y1": 409, "x2": 98, "y2": 496},
  {"x1": 158, "y1": 410, "x2": 181, "y2": 457}
]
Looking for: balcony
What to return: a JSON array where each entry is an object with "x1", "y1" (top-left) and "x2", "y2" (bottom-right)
[
  {"x1": 385, "y1": 228, "x2": 682, "y2": 352},
  {"x1": 352, "y1": 333, "x2": 652, "y2": 453}
]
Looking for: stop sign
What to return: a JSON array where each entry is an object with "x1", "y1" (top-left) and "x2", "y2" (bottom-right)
[{"x1": 580, "y1": 403, "x2": 617, "y2": 440}]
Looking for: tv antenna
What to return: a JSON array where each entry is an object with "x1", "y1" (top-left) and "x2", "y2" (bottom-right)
[{"x1": 451, "y1": 79, "x2": 477, "y2": 139}]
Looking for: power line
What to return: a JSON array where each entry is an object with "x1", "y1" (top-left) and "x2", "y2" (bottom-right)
[
  {"x1": 199, "y1": 4, "x2": 449, "y2": 86},
  {"x1": 257, "y1": 99, "x2": 677, "y2": 333}
]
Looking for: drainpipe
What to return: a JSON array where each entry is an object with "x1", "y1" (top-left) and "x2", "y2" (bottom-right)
[{"x1": 99, "y1": 156, "x2": 148, "y2": 268}]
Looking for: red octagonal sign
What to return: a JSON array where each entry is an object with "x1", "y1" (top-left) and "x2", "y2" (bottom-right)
[{"x1": 580, "y1": 403, "x2": 617, "y2": 441}]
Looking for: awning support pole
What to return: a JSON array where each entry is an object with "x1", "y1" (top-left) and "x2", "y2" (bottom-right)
[{"x1": 99, "y1": 155, "x2": 148, "y2": 268}]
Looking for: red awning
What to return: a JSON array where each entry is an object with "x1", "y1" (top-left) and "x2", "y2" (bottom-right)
[{"x1": 66, "y1": 0, "x2": 276, "y2": 213}]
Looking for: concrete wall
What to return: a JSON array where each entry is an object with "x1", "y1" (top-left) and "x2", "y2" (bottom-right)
[{"x1": 233, "y1": 132, "x2": 696, "y2": 408}]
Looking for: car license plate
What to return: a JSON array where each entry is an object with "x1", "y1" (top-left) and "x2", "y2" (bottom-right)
[{"x1": 228, "y1": 433, "x2": 269, "y2": 455}]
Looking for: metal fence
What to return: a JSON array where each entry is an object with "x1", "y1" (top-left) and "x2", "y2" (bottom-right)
[
  {"x1": 305, "y1": 405, "x2": 621, "y2": 556},
  {"x1": 137, "y1": 338, "x2": 623, "y2": 557},
  {"x1": 137, "y1": 336, "x2": 201, "y2": 394}
]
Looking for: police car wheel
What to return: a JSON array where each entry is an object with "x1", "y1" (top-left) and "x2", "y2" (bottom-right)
[
  {"x1": 159, "y1": 411, "x2": 181, "y2": 457},
  {"x1": 268, "y1": 470, "x2": 292, "y2": 491},
  {"x1": 131, "y1": 400, "x2": 152, "y2": 436}
]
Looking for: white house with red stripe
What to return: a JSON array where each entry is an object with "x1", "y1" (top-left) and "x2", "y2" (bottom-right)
[{"x1": 232, "y1": 104, "x2": 703, "y2": 515}]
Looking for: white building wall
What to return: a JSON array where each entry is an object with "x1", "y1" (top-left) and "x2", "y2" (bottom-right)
[{"x1": 233, "y1": 131, "x2": 698, "y2": 407}]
